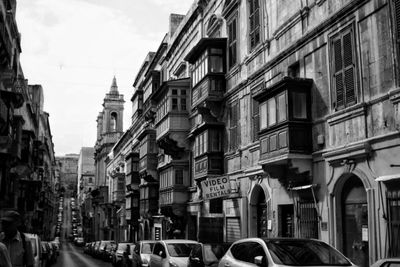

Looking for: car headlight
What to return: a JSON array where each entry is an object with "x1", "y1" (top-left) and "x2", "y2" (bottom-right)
[{"x1": 169, "y1": 260, "x2": 179, "y2": 267}]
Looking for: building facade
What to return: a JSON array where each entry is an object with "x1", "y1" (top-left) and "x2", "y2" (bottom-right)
[
  {"x1": 0, "y1": 0, "x2": 57, "y2": 240},
  {"x1": 56, "y1": 154, "x2": 79, "y2": 194},
  {"x1": 101, "y1": 0, "x2": 400, "y2": 266}
]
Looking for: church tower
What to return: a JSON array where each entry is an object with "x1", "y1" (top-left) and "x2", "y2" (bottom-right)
[{"x1": 94, "y1": 76, "x2": 125, "y2": 187}]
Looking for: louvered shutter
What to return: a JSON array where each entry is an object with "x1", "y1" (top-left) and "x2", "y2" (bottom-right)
[
  {"x1": 253, "y1": 100, "x2": 259, "y2": 141},
  {"x1": 394, "y1": 0, "x2": 400, "y2": 42},
  {"x1": 343, "y1": 31, "x2": 356, "y2": 105},
  {"x1": 333, "y1": 38, "x2": 344, "y2": 109}
]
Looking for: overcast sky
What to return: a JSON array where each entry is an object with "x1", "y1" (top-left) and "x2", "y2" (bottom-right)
[{"x1": 16, "y1": 0, "x2": 194, "y2": 156}]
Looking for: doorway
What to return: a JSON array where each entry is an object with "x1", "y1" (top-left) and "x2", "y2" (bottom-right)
[
  {"x1": 279, "y1": 204, "x2": 294, "y2": 237},
  {"x1": 342, "y1": 176, "x2": 368, "y2": 267},
  {"x1": 257, "y1": 190, "x2": 268, "y2": 237}
]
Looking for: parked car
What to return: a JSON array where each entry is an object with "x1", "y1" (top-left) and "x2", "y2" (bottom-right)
[
  {"x1": 103, "y1": 242, "x2": 117, "y2": 262},
  {"x1": 371, "y1": 258, "x2": 400, "y2": 267},
  {"x1": 133, "y1": 240, "x2": 156, "y2": 267},
  {"x1": 92, "y1": 241, "x2": 101, "y2": 257},
  {"x1": 41, "y1": 241, "x2": 52, "y2": 267},
  {"x1": 25, "y1": 233, "x2": 42, "y2": 267},
  {"x1": 113, "y1": 242, "x2": 134, "y2": 266},
  {"x1": 218, "y1": 238, "x2": 357, "y2": 267},
  {"x1": 75, "y1": 237, "x2": 85, "y2": 247},
  {"x1": 149, "y1": 240, "x2": 199, "y2": 267},
  {"x1": 98, "y1": 240, "x2": 116, "y2": 260},
  {"x1": 188, "y1": 243, "x2": 231, "y2": 267}
]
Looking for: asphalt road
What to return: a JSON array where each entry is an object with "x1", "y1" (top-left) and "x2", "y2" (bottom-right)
[
  {"x1": 52, "y1": 196, "x2": 111, "y2": 267},
  {"x1": 53, "y1": 242, "x2": 111, "y2": 267}
]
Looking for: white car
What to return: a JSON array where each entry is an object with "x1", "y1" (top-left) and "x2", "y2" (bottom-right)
[
  {"x1": 25, "y1": 233, "x2": 42, "y2": 267},
  {"x1": 218, "y1": 238, "x2": 357, "y2": 267},
  {"x1": 149, "y1": 239, "x2": 198, "y2": 267}
]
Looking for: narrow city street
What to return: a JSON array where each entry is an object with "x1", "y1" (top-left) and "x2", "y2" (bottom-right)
[
  {"x1": 52, "y1": 196, "x2": 110, "y2": 267},
  {"x1": 54, "y1": 242, "x2": 110, "y2": 267}
]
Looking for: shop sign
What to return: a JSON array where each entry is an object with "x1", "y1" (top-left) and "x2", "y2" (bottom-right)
[{"x1": 201, "y1": 176, "x2": 231, "y2": 200}]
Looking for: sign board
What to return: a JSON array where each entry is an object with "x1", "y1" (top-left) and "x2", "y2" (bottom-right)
[
  {"x1": 154, "y1": 223, "x2": 162, "y2": 240},
  {"x1": 201, "y1": 176, "x2": 231, "y2": 200}
]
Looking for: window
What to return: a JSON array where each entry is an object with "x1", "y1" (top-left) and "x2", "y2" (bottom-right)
[
  {"x1": 231, "y1": 242, "x2": 266, "y2": 264},
  {"x1": 252, "y1": 99, "x2": 259, "y2": 141},
  {"x1": 331, "y1": 25, "x2": 356, "y2": 110},
  {"x1": 209, "y1": 130, "x2": 221, "y2": 151},
  {"x1": 181, "y1": 98, "x2": 187, "y2": 111},
  {"x1": 209, "y1": 49, "x2": 224, "y2": 73},
  {"x1": 292, "y1": 92, "x2": 307, "y2": 119},
  {"x1": 228, "y1": 16, "x2": 238, "y2": 69},
  {"x1": 195, "y1": 131, "x2": 208, "y2": 157},
  {"x1": 88, "y1": 177, "x2": 93, "y2": 184},
  {"x1": 175, "y1": 169, "x2": 183, "y2": 184},
  {"x1": 209, "y1": 198, "x2": 223, "y2": 213},
  {"x1": 229, "y1": 101, "x2": 239, "y2": 150},
  {"x1": 191, "y1": 51, "x2": 208, "y2": 86},
  {"x1": 172, "y1": 98, "x2": 178, "y2": 110},
  {"x1": 110, "y1": 112, "x2": 117, "y2": 132},
  {"x1": 249, "y1": 0, "x2": 260, "y2": 50},
  {"x1": 267, "y1": 98, "x2": 276, "y2": 126},
  {"x1": 260, "y1": 92, "x2": 287, "y2": 129},
  {"x1": 277, "y1": 93, "x2": 287, "y2": 122}
]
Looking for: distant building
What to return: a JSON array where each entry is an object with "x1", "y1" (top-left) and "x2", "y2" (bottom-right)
[
  {"x1": 77, "y1": 147, "x2": 95, "y2": 206},
  {"x1": 56, "y1": 154, "x2": 79, "y2": 194}
]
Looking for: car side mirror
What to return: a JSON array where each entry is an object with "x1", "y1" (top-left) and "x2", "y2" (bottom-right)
[{"x1": 254, "y1": 256, "x2": 265, "y2": 266}]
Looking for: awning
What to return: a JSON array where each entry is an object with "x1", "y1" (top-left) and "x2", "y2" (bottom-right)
[
  {"x1": 290, "y1": 184, "x2": 318, "y2": 190},
  {"x1": 376, "y1": 174, "x2": 400, "y2": 182}
]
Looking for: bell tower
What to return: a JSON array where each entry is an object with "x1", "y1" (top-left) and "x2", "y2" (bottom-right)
[{"x1": 94, "y1": 76, "x2": 125, "y2": 186}]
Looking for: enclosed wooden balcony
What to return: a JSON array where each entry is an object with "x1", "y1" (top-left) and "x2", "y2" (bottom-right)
[
  {"x1": 159, "y1": 185, "x2": 188, "y2": 207},
  {"x1": 254, "y1": 77, "x2": 313, "y2": 167},
  {"x1": 185, "y1": 38, "x2": 227, "y2": 108}
]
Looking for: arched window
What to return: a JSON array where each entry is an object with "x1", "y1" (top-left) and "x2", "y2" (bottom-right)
[{"x1": 110, "y1": 112, "x2": 117, "y2": 132}]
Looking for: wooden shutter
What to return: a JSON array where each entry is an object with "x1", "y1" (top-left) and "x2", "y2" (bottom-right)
[
  {"x1": 229, "y1": 102, "x2": 238, "y2": 150},
  {"x1": 253, "y1": 100, "x2": 259, "y2": 141},
  {"x1": 394, "y1": 0, "x2": 400, "y2": 42},
  {"x1": 333, "y1": 37, "x2": 344, "y2": 109},
  {"x1": 343, "y1": 30, "x2": 356, "y2": 105},
  {"x1": 332, "y1": 27, "x2": 356, "y2": 109}
]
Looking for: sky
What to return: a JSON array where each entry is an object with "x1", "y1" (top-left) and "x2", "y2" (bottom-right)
[{"x1": 16, "y1": 0, "x2": 194, "y2": 156}]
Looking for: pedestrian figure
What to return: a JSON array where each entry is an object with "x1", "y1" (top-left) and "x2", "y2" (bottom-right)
[
  {"x1": 0, "y1": 242, "x2": 11, "y2": 267},
  {"x1": 121, "y1": 244, "x2": 132, "y2": 267},
  {"x1": 0, "y1": 211, "x2": 34, "y2": 267},
  {"x1": 131, "y1": 246, "x2": 142, "y2": 267}
]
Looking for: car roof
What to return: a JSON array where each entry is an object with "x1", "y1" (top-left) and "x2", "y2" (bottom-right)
[{"x1": 159, "y1": 239, "x2": 199, "y2": 244}]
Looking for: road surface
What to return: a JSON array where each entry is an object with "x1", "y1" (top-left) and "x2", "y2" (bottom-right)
[{"x1": 52, "y1": 196, "x2": 110, "y2": 267}]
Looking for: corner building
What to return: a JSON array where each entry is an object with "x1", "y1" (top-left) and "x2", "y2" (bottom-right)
[{"x1": 123, "y1": 0, "x2": 400, "y2": 266}]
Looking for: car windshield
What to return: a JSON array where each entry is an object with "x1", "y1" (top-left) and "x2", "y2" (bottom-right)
[
  {"x1": 141, "y1": 243, "x2": 154, "y2": 254},
  {"x1": 265, "y1": 240, "x2": 352, "y2": 266},
  {"x1": 167, "y1": 243, "x2": 196, "y2": 257}
]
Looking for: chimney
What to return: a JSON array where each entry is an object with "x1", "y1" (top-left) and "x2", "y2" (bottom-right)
[{"x1": 169, "y1": 13, "x2": 185, "y2": 37}]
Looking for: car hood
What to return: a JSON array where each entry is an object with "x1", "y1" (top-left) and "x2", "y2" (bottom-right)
[{"x1": 169, "y1": 256, "x2": 189, "y2": 267}]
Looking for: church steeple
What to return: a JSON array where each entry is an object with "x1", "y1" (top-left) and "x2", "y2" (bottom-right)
[{"x1": 110, "y1": 76, "x2": 118, "y2": 94}]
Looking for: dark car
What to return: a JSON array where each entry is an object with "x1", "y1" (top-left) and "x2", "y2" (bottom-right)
[
  {"x1": 103, "y1": 242, "x2": 117, "y2": 262},
  {"x1": 188, "y1": 243, "x2": 231, "y2": 267},
  {"x1": 98, "y1": 240, "x2": 116, "y2": 260},
  {"x1": 113, "y1": 242, "x2": 134, "y2": 267}
]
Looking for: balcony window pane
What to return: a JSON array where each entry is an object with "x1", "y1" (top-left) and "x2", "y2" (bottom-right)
[
  {"x1": 175, "y1": 169, "x2": 184, "y2": 184},
  {"x1": 278, "y1": 93, "x2": 287, "y2": 122},
  {"x1": 210, "y1": 55, "x2": 223, "y2": 73},
  {"x1": 172, "y1": 98, "x2": 178, "y2": 110},
  {"x1": 292, "y1": 92, "x2": 307, "y2": 119},
  {"x1": 267, "y1": 98, "x2": 276, "y2": 126},
  {"x1": 181, "y1": 98, "x2": 186, "y2": 111},
  {"x1": 260, "y1": 102, "x2": 267, "y2": 129}
]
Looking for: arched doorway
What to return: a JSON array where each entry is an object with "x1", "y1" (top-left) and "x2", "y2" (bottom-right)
[
  {"x1": 341, "y1": 175, "x2": 368, "y2": 267},
  {"x1": 250, "y1": 184, "x2": 270, "y2": 238}
]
